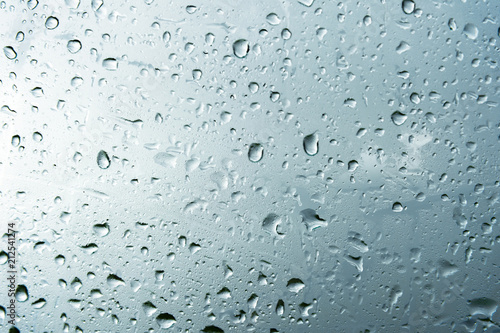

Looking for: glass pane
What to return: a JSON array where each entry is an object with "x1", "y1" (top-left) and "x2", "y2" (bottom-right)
[{"x1": 1, "y1": 0, "x2": 499, "y2": 332}]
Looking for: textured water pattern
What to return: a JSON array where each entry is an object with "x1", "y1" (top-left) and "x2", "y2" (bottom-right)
[{"x1": 0, "y1": 0, "x2": 499, "y2": 332}]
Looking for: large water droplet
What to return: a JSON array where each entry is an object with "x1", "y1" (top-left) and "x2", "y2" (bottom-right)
[
  {"x1": 103, "y1": 58, "x2": 118, "y2": 70},
  {"x1": 248, "y1": 143, "x2": 264, "y2": 162},
  {"x1": 266, "y1": 13, "x2": 281, "y2": 25},
  {"x1": 402, "y1": 0, "x2": 415, "y2": 14},
  {"x1": 142, "y1": 301, "x2": 158, "y2": 317},
  {"x1": 67, "y1": 39, "x2": 82, "y2": 53},
  {"x1": 233, "y1": 39, "x2": 249, "y2": 58},
  {"x1": 463, "y1": 23, "x2": 478, "y2": 40},
  {"x1": 93, "y1": 223, "x2": 110, "y2": 236},
  {"x1": 287, "y1": 278, "x2": 305, "y2": 293},
  {"x1": 3, "y1": 46, "x2": 17, "y2": 60},
  {"x1": 106, "y1": 274, "x2": 125, "y2": 288},
  {"x1": 392, "y1": 202, "x2": 403, "y2": 212},
  {"x1": 156, "y1": 313, "x2": 176, "y2": 329},
  {"x1": 202, "y1": 326, "x2": 224, "y2": 333},
  {"x1": 97, "y1": 150, "x2": 111, "y2": 169},
  {"x1": 11, "y1": 135, "x2": 20, "y2": 147},
  {"x1": 303, "y1": 133, "x2": 319, "y2": 156},
  {"x1": 391, "y1": 111, "x2": 407, "y2": 126},
  {"x1": 15, "y1": 285, "x2": 29, "y2": 302},
  {"x1": 45, "y1": 16, "x2": 59, "y2": 30}
]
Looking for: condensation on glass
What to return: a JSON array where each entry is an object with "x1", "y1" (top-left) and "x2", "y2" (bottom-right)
[{"x1": 0, "y1": 0, "x2": 499, "y2": 332}]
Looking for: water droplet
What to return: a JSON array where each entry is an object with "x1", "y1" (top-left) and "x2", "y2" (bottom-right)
[
  {"x1": 463, "y1": 23, "x2": 478, "y2": 40},
  {"x1": 303, "y1": 133, "x2": 319, "y2": 156},
  {"x1": 467, "y1": 298, "x2": 498, "y2": 318},
  {"x1": 32, "y1": 132, "x2": 43, "y2": 142},
  {"x1": 348, "y1": 160, "x2": 359, "y2": 172},
  {"x1": 67, "y1": 39, "x2": 82, "y2": 53},
  {"x1": 11, "y1": 135, "x2": 20, "y2": 147},
  {"x1": 262, "y1": 213, "x2": 283, "y2": 236},
  {"x1": 202, "y1": 326, "x2": 224, "y2": 333},
  {"x1": 281, "y1": 28, "x2": 292, "y2": 40},
  {"x1": 233, "y1": 39, "x2": 249, "y2": 58},
  {"x1": 391, "y1": 111, "x2": 407, "y2": 126},
  {"x1": 31, "y1": 87, "x2": 44, "y2": 97},
  {"x1": 93, "y1": 223, "x2": 110, "y2": 236},
  {"x1": 266, "y1": 13, "x2": 281, "y2": 25},
  {"x1": 270, "y1": 91, "x2": 280, "y2": 102},
  {"x1": 185, "y1": 5, "x2": 197, "y2": 14},
  {"x1": 248, "y1": 143, "x2": 264, "y2": 163},
  {"x1": 16, "y1": 31, "x2": 25, "y2": 42},
  {"x1": 300, "y1": 209, "x2": 327, "y2": 231},
  {"x1": 45, "y1": 16, "x2": 59, "y2": 30},
  {"x1": 396, "y1": 41, "x2": 411, "y2": 54},
  {"x1": 3, "y1": 46, "x2": 17, "y2": 60},
  {"x1": 402, "y1": 0, "x2": 415, "y2": 14},
  {"x1": 410, "y1": 92, "x2": 421, "y2": 104},
  {"x1": 248, "y1": 82, "x2": 259, "y2": 93},
  {"x1": 55, "y1": 255, "x2": 65, "y2": 265},
  {"x1": 97, "y1": 150, "x2": 111, "y2": 169},
  {"x1": 316, "y1": 27, "x2": 327, "y2": 40},
  {"x1": 65, "y1": 0, "x2": 81, "y2": 9},
  {"x1": 217, "y1": 287, "x2": 231, "y2": 299},
  {"x1": 448, "y1": 18, "x2": 457, "y2": 31},
  {"x1": 15, "y1": 285, "x2": 29, "y2": 302},
  {"x1": 106, "y1": 274, "x2": 125, "y2": 288},
  {"x1": 363, "y1": 15, "x2": 372, "y2": 26},
  {"x1": 192, "y1": 69, "x2": 202, "y2": 80},
  {"x1": 32, "y1": 298, "x2": 46, "y2": 309},
  {"x1": 276, "y1": 299, "x2": 285, "y2": 316},
  {"x1": 102, "y1": 58, "x2": 118, "y2": 70},
  {"x1": 27, "y1": 0, "x2": 39, "y2": 10},
  {"x1": 287, "y1": 278, "x2": 305, "y2": 293},
  {"x1": 298, "y1": 0, "x2": 314, "y2": 7},
  {"x1": 392, "y1": 202, "x2": 403, "y2": 212},
  {"x1": 162, "y1": 31, "x2": 171, "y2": 43},
  {"x1": 344, "y1": 98, "x2": 356, "y2": 108},
  {"x1": 142, "y1": 301, "x2": 158, "y2": 317}
]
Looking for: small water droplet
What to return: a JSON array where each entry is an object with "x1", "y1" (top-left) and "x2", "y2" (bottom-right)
[
  {"x1": 248, "y1": 143, "x2": 264, "y2": 163},
  {"x1": 97, "y1": 150, "x2": 111, "y2": 169},
  {"x1": 45, "y1": 16, "x2": 59, "y2": 30},
  {"x1": 233, "y1": 39, "x2": 249, "y2": 58},
  {"x1": 303, "y1": 133, "x2": 319, "y2": 156}
]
